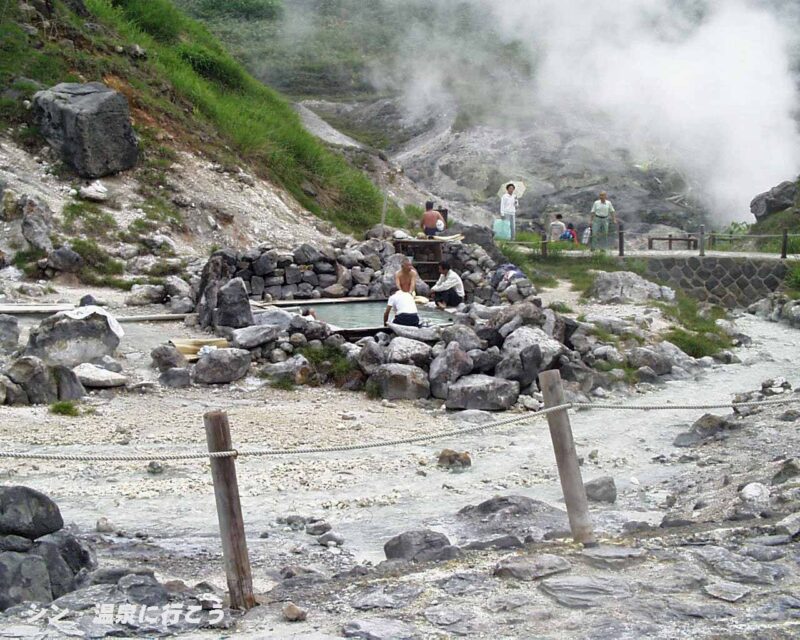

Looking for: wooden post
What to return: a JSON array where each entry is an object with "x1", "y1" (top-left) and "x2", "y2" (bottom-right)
[
  {"x1": 204, "y1": 411, "x2": 257, "y2": 610},
  {"x1": 667, "y1": 234, "x2": 673, "y2": 250},
  {"x1": 538, "y1": 371, "x2": 596, "y2": 546},
  {"x1": 699, "y1": 225, "x2": 705, "y2": 257},
  {"x1": 781, "y1": 229, "x2": 789, "y2": 259},
  {"x1": 617, "y1": 222, "x2": 624, "y2": 257},
  {"x1": 648, "y1": 237, "x2": 653, "y2": 250},
  {"x1": 541, "y1": 232, "x2": 548, "y2": 258},
  {"x1": 710, "y1": 231, "x2": 716, "y2": 250}
]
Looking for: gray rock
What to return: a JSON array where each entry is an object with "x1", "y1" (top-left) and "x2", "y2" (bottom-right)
[
  {"x1": 46, "y1": 246, "x2": 83, "y2": 273},
  {"x1": 150, "y1": 345, "x2": 188, "y2": 372},
  {"x1": 468, "y1": 346, "x2": 502, "y2": 374},
  {"x1": 125, "y1": 284, "x2": 166, "y2": 306},
  {"x1": 369, "y1": 364, "x2": 430, "y2": 400},
  {"x1": 194, "y1": 348, "x2": 251, "y2": 384},
  {"x1": 92, "y1": 354, "x2": 122, "y2": 373},
  {"x1": 252, "y1": 307, "x2": 294, "y2": 331},
  {"x1": 441, "y1": 324, "x2": 484, "y2": 351},
  {"x1": 0, "y1": 375, "x2": 27, "y2": 405},
  {"x1": 352, "y1": 584, "x2": 421, "y2": 610},
  {"x1": 429, "y1": 342, "x2": 474, "y2": 399},
  {"x1": 0, "y1": 315, "x2": 19, "y2": 353},
  {"x1": 323, "y1": 283, "x2": 347, "y2": 298},
  {"x1": 318, "y1": 531, "x2": 344, "y2": 546},
  {"x1": 386, "y1": 337, "x2": 432, "y2": 368},
  {"x1": 29, "y1": 539, "x2": 75, "y2": 598},
  {"x1": 750, "y1": 180, "x2": 798, "y2": 220},
  {"x1": 704, "y1": 581, "x2": 751, "y2": 602},
  {"x1": 215, "y1": 278, "x2": 253, "y2": 328},
  {"x1": 0, "y1": 535, "x2": 33, "y2": 552},
  {"x1": 387, "y1": 323, "x2": 441, "y2": 343},
  {"x1": 462, "y1": 535, "x2": 524, "y2": 551},
  {"x1": 502, "y1": 325, "x2": 564, "y2": 370},
  {"x1": 293, "y1": 243, "x2": 323, "y2": 265},
  {"x1": 692, "y1": 546, "x2": 779, "y2": 584},
  {"x1": 635, "y1": 366, "x2": 659, "y2": 383},
  {"x1": 159, "y1": 367, "x2": 191, "y2": 388},
  {"x1": 306, "y1": 520, "x2": 331, "y2": 535},
  {"x1": 539, "y1": 575, "x2": 631, "y2": 608},
  {"x1": 0, "y1": 486, "x2": 63, "y2": 539},
  {"x1": 0, "y1": 552, "x2": 53, "y2": 611},
  {"x1": 342, "y1": 618, "x2": 417, "y2": 640},
  {"x1": 627, "y1": 347, "x2": 672, "y2": 376},
  {"x1": 775, "y1": 512, "x2": 800, "y2": 537},
  {"x1": 169, "y1": 296, "x2": 195, "y2": 314},
  {"x1": 584, "y1": 476, "x2": 617, "y2": 503},
  {"x1": 357, "y1": 340, "x2": 385, "y2": 375},
  {"x1": 163, "y1": 275, "x2": 193, "y2": 300},
  {"x1": 26, "y1": 309, "x2": 121, "y2": 368},
  {"x1": 384, "y1": 529, "x2": 460, "y2": 562},
  {"x1": 19, "y1": 195, "x2": 53, "y2": 253},
  {"x1": 32, "y1": 82, "x2": 138, "y2": 178},
  {"x1": 230, "y1": 325, "x2": 279, "y2": 349},
  {"x1": 260, "y1": 355, "x2": 313, "y2": 385},
  {"x1": 494, "y1": 554, "x2": 571, "y2": 580},
  {"x1": 673, "y1": 413, "x2": 736, "y2": 447},
  {"x1": 445, "y1": 374, "x2": 519, "y2": 411},
  {"x1": 5, "y1": 356, "x2": 57, "y2": 404},
  {"x1": 582, "y1": 546, "x2": 647, "y2": 569},
  {"x1": 73, "y1": 363, "x2": 127, "y2": 388},
  {"x1": 588, "y1": 271, "x2": 675, "y2": 304}
]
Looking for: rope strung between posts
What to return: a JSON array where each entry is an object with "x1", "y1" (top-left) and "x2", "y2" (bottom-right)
[{"x1": 0, "y1": 396, "x2": 797, "y2": 463}]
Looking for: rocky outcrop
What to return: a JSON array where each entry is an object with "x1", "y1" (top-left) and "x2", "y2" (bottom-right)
[
  {"x1": 32, "y1": 82, "x2": 139, "y2": 178},
  {"x1": 25, "y1": 308, "x2": 121, "y2": 368},
  {"x1": 588, "y1": 271, "x2": 675, "y2": 304},
  {"x1": 193, "y1": 348, "x2": 251, "y2": 385},
  {"x1": 750, "y1": 180, "x2": 798, "y2": 220}
]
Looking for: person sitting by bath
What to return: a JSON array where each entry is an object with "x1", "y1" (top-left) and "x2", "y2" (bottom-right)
[
  {"x1": 431, "y1": 260, "x2": 464, "y2": 309},
  {"x1": 301, "y1": 308, "x2": 318, "y2": 320},
  {"x1": 384, "y1": 290, "x2": 420, "y2": 327},
  {"x1": 421, "y1": 201, "x2": 446, "y2": 238},
  {"x1": 394, "y1": 258, "x2": 418, "y2": 293}
]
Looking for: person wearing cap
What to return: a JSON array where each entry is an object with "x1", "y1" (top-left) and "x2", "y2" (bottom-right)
[{"x1": 590, "y1": 191, "x2": 617, "y2": 250}]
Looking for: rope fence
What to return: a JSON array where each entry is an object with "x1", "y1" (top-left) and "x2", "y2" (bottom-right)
[{"x1": 2, "y1": 396, "x2": 797, "y2": 463}]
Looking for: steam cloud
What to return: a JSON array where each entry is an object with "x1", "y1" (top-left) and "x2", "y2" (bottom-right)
[{"x1": 377, "y1": 0, "x2": 800, "y2": 222}]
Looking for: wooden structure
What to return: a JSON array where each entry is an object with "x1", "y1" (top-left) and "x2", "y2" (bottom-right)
[
  {"x1": 647, "y1": 234, "x2": 698, "y2": 250},
  {"x1": 393, "y1": 238, "x2": 444, "y2": 284}
]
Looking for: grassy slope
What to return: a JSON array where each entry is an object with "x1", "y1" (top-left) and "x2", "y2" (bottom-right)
[{"x1": 0, "y1": 0, "x2": 398, "y2": 234}]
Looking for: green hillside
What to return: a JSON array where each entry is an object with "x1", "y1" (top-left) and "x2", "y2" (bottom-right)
[{"x1": 0, "y1": 0, "x2": 396, "y2": 233}]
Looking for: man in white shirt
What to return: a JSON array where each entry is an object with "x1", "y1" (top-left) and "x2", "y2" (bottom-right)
[
  {"x1": 500, "y1": 183, "x2": 518, "y2": 240},
  {"x1": 590, "y1": 191, "x2": 617, "y2": 250},
  {"x1": 431, "y1": 260, "x2": 465, "y2": 309},
  {"x1": 384, "y1": 290, "x2": 420, "y2": 327}
]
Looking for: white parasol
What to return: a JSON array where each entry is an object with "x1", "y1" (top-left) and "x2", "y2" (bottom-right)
[{"x1": 498, "y1": 180, "x2": 526, "y2": 198}]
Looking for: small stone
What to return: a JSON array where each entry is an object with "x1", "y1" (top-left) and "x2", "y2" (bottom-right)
[
  {"x1": 584, "y1": 476, "x2": 617, "y2": 503},
  {"x1": 95, "y1": 517, "x2": 114, "y2": 533},
  {"x1": 305, "y1": 520, "x2": 331, "y2": 536},
  {"x1": 282, "y1": 602, "x2": 307, "y2": 622},
  {"x1": 147, "y1": 461, "x2": 164, "y2": 475},
  {"x1": 494, "y1": 554, "x2": 571, "y2": 580},
  {"x1": 704, "y1": 581, "x2": 751, "y2": 602},
  {"x1": 318, "y1": 531, "x2": 344, "y2": 546},
  {"x1": 437, "y1": 449, "x2": 472, "y2": 469}
]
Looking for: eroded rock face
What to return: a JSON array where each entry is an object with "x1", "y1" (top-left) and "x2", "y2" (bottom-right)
[
  {"x1": 750, "y1": 180, "x2": 797, "y2": 220},
  {"x1": 33, "y1": 82, "x2": 139, "y2": 178},
  {"x1": 588, "y1": 271, "x2": 675, "y2": 304},
  {"x1": 26, "y1": 310, "x2": 121, "y2": 368},
  {"x1": 4, "y1": 356, "x2": 58, "y2": 404}
]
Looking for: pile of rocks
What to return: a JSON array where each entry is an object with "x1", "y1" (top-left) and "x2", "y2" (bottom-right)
[
  {"x1": 0, "y1": 307, "x2": 125, "y2": 405},
  {"x1": 747, "y1": 293, "x2": 800, "y2": 328},
  {"x1": 194, "y1": 234, "x2": 508, "y2": 317}
]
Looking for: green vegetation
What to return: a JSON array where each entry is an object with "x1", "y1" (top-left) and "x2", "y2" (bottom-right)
[
  {"x1": 655, "y1": 295, "x2": 732, "y2": 358},
  {"x1": 195, "y1": 0, "x2": 282, "y2": 20},
  {"x1": 365, "y1": 379, "x2": 381, "y2": 400},
  {"x1": 786, "y1": 263, "x2": 800, "y2": 293},
  {"x1": 62, "y1": 201, "x2": 118, "y2": 238},
  {"x1": 1, "y1": 0, "x2": 388, "y2": 234},
  {"x1": 50, "y1": 401, "x2": 81, "y2": 417},
  {"x1": 299, "y1": 344, "x2": 355, "y2": 385},
  {"x1": 270, "y1": 377, "x2": 296, "y2": 391},
  {"x1": 548, "y1": 301, "x2": 574, "y2": 314}
]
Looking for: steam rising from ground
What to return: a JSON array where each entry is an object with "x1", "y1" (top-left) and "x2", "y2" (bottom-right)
[{"x1": 377, "y1": 0, "x2": 800, "y2": 222}]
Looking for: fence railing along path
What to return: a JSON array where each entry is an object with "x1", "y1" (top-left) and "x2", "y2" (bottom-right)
[
  {"x1": 507, "y1": 225, "x2": 800, "y2": 260},
  {"x1": 2, "y1": 372, "x2": 799, "y2": 610}
]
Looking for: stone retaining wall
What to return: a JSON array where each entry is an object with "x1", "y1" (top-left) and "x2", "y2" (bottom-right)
[{"x1": 636, "y1": 256, "x2": 790, "y2": 308}]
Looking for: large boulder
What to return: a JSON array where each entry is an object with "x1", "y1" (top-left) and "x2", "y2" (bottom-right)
[
  {"x1": 502, "y1": 325, "x2": 564, "y2": 370},
  {"x1": 0, "y1": 315, "x2": 19, "y2": 353},
  {"x1": 197, "y1": 250, "x2": 239, "y2": 328},
  {"x1": 4, "y1": 356, "x2": 58, "y2": 405},
  {"x1": 368, "y1": 364, "x2": 430, "y2": 400},
  {"x1": 0, "y1": 486, "x2": 63, "y2": 539},
  {"x1": 252, "y1": 307, "x2": 294, "y2": 331},
  {"x1": 18, "y1": 195, "x2": 53, "y2": 253},
  {"x1": 441, "y1": 324, "x2": 484, "y2": 351},
  {"x1": 125, "y1": 284, "x2": 166, "y2": 306},
  {"x1": 385, "y1": 337, "x2": 432, "y2": 368},
  {"x1": 627, "y1": 347, "x2": 672, "y2": 376},
  {"x1": 356, "y1": 340, "x2": 385, "y2": 375},
  {"x1": 53, "y1": 366, "x2": 85, "y2": 401},
  {"x1": 46, "y1": 246, "x2": 84, "y2": 273},
  {"x1": 588, "y1": 271, "x2": 675, "y2": 304},
  {"x1": 446, "y1": 374, "x2": 520, "y2": 411},
  {"x1": 260, "y1": 355, "x2": 313, "y2": 385},
  {"x1": 750, "y1": 180, "x2": 798, "y2": 220},
  {"x1": 231, "y1": 325, "x2": 280, "y2": 350},
  {"x1": 26, "y1": 308, "x2": 122, "y2": 368},
  {"x1": 215, "y1": 278, "x2": 253, "y2": 328},
  {"x1": 429, "y1": 342, "x2": 474, "y2": 399},
  {"x1": 0, "y1": 552, "x2": 53, "y2": 610},
  {"x1": 72, "y1": 363, "x2": 127, "y2": 388},
  {"x1": 193, "y1": 348, "x2": 251, "y2": 384},
  {"x1": 383, "y1": 530, "x2": 460, "y2": 562},
  {"x1": 293, "y1": 243, "x2": 323, "y2": 265},
  {"x1": 32, "y1": 82, "x2": 139, "y2": 178}
]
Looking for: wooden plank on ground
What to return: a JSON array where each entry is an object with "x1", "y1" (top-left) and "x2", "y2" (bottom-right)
[
  {"x1": 0, "y1": 304, "x2": 74, "y2": 314},
  {"x1": 171, "y1": 338, "x2": 230, "y2": 362}
]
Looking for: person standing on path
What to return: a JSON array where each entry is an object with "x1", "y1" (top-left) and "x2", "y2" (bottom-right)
[
  {"x1": 500, "y1": 184, "x2": 518, "y2": 240},
  {"x1": 590, "y1": 191, "x2": 617, "y2": 250}
]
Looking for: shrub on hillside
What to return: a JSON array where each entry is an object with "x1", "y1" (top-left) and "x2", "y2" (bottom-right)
[
  {"x1": 177, "y1": 43, "x2": 247, "y2": 91},
  {"x1": 111, "y1": 0, "x2": 184, "y2": 43},
  {"x1": 198, "y1": 0, "x2": 282, "y2": 20}
]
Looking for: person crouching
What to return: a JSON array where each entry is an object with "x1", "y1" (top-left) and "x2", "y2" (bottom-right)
[
  {"x1": 431, "y1": 260, "x2": 464, "y2": 309},
  {"x1": 384, "y1": 290, "x2": 420, "y2": 327}
]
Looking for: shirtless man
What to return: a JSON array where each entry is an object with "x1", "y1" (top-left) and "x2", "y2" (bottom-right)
[{"x1": 394, "y1": 258, "x2": 418, "y2": 294}]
